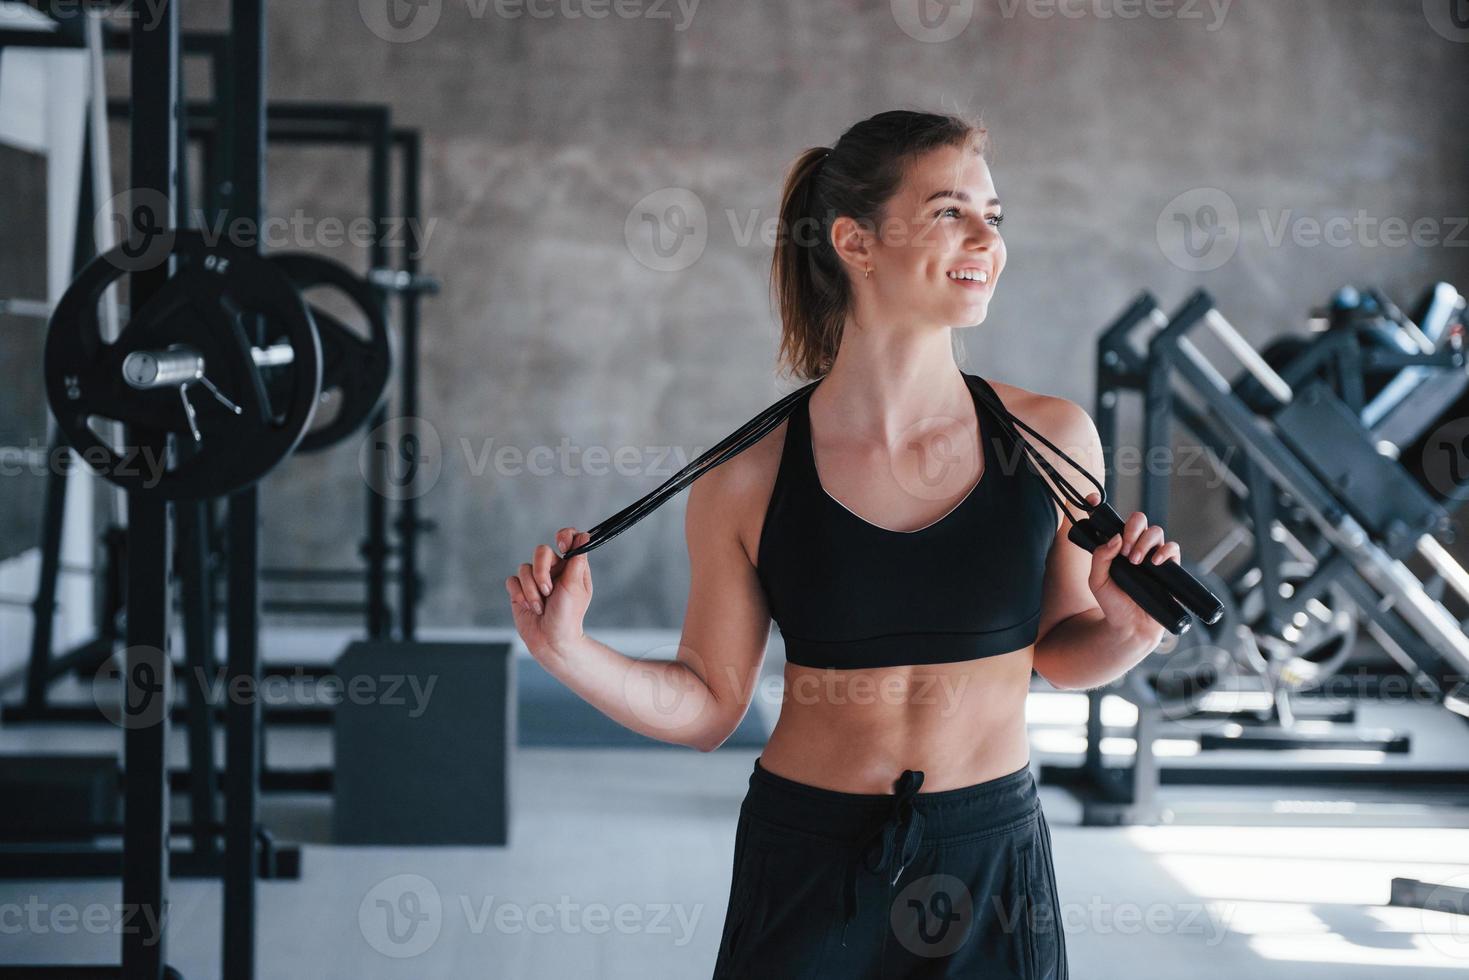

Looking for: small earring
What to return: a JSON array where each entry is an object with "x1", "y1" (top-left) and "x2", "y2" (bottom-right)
[{"x1": 865, "y1": 267, "x2": 871, "y2": 280}]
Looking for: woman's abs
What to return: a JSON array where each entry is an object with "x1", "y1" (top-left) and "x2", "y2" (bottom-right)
[{"x1": 756, "y1": 647, "x2": 1036, "y2": 793}]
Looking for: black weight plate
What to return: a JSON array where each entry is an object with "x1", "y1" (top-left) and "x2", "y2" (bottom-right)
[
  {"x1": 266, "y1": 252, "x2": 391, "y2": 452},
  {"x1": 44, "y1": 231, "x2": 322, "y2": 500}
]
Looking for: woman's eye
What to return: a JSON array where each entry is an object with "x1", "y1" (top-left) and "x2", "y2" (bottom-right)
[
  {"x1": 938, "y1": 206, "x2": 962, "y2": 219},
  {"x1": 988, "y1": 212, "x2": 1005, "y2": 227}
]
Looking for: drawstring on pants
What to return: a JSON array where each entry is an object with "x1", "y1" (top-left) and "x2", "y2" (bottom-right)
[{"x1": 840, "y1": 769, "x2": 926, "y2": 948}]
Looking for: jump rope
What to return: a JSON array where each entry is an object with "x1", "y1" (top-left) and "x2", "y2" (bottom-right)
[{"x1": 558, "y1": 375, "x2": 1223, "y2": 635}]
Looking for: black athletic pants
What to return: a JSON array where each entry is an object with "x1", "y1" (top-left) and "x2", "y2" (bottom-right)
[{"x1": 713, "y1": 758, "x2": 1068, "y2": 979}]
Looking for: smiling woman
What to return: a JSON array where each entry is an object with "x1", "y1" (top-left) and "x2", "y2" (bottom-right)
[{"x1": 504, "y1": 107, "x2": 1189, "y2": 978}]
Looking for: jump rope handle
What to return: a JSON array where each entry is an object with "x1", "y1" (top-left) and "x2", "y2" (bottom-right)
[
  {"x1": 967, "y1": 378, "x2": 1226, "y2": 638},
  {"x1": 1077, "y1": 500, "x2": 1225, "y2": 628}
]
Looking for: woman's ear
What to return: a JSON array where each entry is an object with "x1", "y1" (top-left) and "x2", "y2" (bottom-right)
[{"x1": 829, "y1": 214, "x2": 874, "y2": 279}]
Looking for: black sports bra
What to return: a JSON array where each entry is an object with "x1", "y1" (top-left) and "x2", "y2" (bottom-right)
[{"x1": 755, "y1": 372, "x2": 1058, "y2": 670}]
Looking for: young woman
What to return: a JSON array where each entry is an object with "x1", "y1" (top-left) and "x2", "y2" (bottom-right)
[{"x1": 506, "y1": 109, "x2": 1178, "y2": 978}]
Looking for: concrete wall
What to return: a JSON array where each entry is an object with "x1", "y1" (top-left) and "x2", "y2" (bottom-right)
[{"x1": 127, "y1": 1, "x2": 1469, "y2": 628}]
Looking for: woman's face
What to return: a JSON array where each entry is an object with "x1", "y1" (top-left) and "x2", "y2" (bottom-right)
[{"x1": 851, "y1": 143, "x2": 1006, "y2": 329}]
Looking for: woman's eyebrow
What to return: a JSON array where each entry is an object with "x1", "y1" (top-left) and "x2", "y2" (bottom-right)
[{"x1": 923, "y1": 189, "x2": 1001, "y2": 207}]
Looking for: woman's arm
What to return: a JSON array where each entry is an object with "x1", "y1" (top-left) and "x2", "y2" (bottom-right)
[
  {"x1": 1026, "y1": 398, "x2": 1179, "y2": 691},
  {"x1": 507, "y1": 459, "x2": 772, "y2": 751}
]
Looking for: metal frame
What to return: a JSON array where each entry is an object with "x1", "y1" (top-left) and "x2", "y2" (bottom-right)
[
  {"x1": 1042, "y1": 289, "x2": 1469, "y2": 827},
  {"x1": 8, "y1": 105, "x2": 435, "y2": 726}
]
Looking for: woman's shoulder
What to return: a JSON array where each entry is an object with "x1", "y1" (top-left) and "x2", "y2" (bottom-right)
[{"x1": 978, "y1": 375, "x2": 1094, "y2": 444}]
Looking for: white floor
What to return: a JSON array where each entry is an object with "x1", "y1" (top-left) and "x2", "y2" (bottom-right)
[{"x1": 2, "y1": 627, "x2": 1468, "y2": 977}]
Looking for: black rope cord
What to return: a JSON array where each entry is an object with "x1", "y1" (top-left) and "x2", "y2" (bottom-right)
[{"x1": 558, "y1": 375, "x2": 1103, "y2": 560}]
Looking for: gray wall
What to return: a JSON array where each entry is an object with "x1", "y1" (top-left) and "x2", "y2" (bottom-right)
[{"x1": 163, "y1": 0, "x2": 1467, "y2": 629}]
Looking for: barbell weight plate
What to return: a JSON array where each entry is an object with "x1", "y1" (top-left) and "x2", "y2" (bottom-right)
[
  {"x1": 44, "y1": 231, "x2": 322, "y2": 500},
  {"x1": 265, "y1": 252, "x2": 392, "y2": 453}
]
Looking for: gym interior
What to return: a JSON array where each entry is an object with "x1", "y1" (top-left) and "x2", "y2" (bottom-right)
[{"x1": 2, "y1": 1, "x2": 1468, "y2": 978}]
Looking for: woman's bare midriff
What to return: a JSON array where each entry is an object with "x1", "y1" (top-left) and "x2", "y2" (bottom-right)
[{"x1": 756, "y1": 648, "x2": 1036, "y2": 794}]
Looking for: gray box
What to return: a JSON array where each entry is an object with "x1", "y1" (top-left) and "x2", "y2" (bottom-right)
[{"x1": 332, "y1": 641, "x2": 514, "y2": 845}]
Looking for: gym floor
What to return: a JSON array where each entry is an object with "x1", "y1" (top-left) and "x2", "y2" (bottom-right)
[{"x1": 2, "y1": 629, "x2": 1467, "y2": 978}]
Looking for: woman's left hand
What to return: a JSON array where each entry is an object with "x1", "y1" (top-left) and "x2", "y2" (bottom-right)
[{"x1": 1083, "y1": 490, "x2": 1182, "y2": 647}]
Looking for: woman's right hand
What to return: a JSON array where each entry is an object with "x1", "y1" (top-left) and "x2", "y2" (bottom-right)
[{"x1": 505, "y1": 526, "x2": 594, "y2": 664}]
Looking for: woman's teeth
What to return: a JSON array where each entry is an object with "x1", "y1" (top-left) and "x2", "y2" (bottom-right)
[{"x1": 948, "y1": 269, "x2": 990, "y2": 283}]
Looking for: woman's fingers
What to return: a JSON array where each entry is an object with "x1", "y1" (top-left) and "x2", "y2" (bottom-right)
[
  {"x1": 516, "y1": 562, "x2": 543, "y2": 614},
  {"x1": 504, "y1": 575, "x2": 526, "y2": 609},
  {"x1": 1122, "y1": 509, "x2": 1147, "y2": 554},
  {"x1": 532, "y1": 543, "x2": 560, "y2": 596},
  {"x1": 1127, "y1": 524, "x2": 1166, "y2": 564}
]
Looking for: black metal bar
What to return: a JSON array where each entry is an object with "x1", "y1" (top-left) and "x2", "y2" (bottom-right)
[
  {"x1": 25, "y1": 437, "x2": 71, "y2": 706},
  {"x1": 397, "y1": 129, "x2": 423, "y2": 640},
  {"x1": 0, "y1": 840, "x2": 302, "y2": 880},
  {"x1": 364, "y1": 109, "x2": 394, "y2": 640},
  {"x1": 124, "y1": 3, "x2": 178, "y2": 977},
  {"x1": 223, "y1": 1, "x2": 267, "y2": 976},
  {"x1": 177, "y1": 500, "x2": 221, "y2": 863}
]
